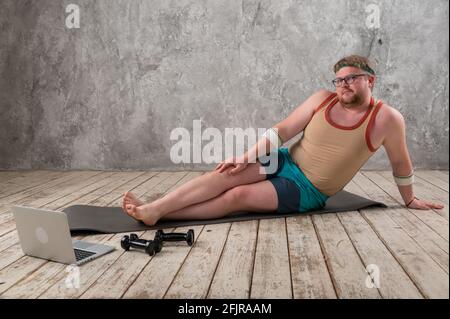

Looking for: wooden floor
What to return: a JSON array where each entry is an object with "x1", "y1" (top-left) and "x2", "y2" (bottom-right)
[{"x1": 0, "y1": 170, "x2": 448, "y2": 299}]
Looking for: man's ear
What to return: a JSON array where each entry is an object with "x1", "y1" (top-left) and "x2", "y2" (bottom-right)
[{"x1": 368, "y1": 75, "x2": 376, "y2": 90}]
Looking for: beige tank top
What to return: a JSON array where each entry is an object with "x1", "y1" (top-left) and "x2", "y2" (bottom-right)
[{"x1": 289, "y1": 92, "x2": 384, "y2": 196}]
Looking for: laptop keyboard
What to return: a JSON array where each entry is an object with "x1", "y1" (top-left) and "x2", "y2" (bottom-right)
[{"x1": 74, "y1": 249, "x2": 96, "y2": 261}]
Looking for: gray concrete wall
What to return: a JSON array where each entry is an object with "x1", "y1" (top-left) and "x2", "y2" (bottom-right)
[{"x1": 0, "y1": 0, "x2": 448, "y2": 170}]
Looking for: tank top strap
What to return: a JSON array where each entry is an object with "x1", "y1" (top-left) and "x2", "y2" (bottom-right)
[
  {"x1": 365, "y1": 98, "x2": 384, "y2": 152},
  {"x1": 313, "y1": 92, "x2": 338, "y2": 115},
  {"x1": 362, "y1": 97, "x2": 383, "y2": 126}
]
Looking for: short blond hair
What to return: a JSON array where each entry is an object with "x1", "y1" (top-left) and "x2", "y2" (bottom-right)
[{"x1": 333, "y1": 55, "x2": 375, "y2": 75}]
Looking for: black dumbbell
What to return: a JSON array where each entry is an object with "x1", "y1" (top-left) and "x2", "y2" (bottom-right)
[
  {"x1": 154, "y1": 229, "x2": 194, "y2": 246},
  {"x1": 121, "y1": 233, "x2": 161, "y2": 256},
  {"x1": 128, "y1": 233, "x2": 163, "y2": 251}
]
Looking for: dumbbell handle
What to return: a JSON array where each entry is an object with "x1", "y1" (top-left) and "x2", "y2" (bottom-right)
[
  {"x1": 129, "y1": 239, "x2": 151, "y2": 249},
  {"x1": 158, "y1": 233, "x2": 187, "y2": 241}
]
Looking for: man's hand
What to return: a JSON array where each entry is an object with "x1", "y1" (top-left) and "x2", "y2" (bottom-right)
[
  {"x1": 407, "y1": 197, "x2": 445, "y2": 210},
  {"x1": 381, "y1": 108, "x2": 445, "y2": 212},
  {"x1": 215, "y1": 156, "x2": 248, "y2": 175}
]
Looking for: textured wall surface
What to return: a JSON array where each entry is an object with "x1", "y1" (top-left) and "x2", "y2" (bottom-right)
[{"x1": 0, "y1": 0, "x2": 448, "y2": 170}]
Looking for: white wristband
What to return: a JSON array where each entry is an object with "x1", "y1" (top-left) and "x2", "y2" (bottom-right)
[
  {"x1": 393, "y1": 172, "x2": 414, "y2": 186},
  {"x1": 262, "y1": 128, "x2": 283, "y2": 149}
]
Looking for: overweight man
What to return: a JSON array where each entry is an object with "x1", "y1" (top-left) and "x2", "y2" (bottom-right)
[{"x1": 122, "y1": 54, "x2": 444, "y2": 226}]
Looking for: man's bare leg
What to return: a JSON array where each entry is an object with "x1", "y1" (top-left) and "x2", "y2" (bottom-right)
[
  {"x1": 122, "y1": 162, "x2": 266, "y2": 220},
  {"x1": 124, "y1": 180, "x2": 278, "y2": 225}
]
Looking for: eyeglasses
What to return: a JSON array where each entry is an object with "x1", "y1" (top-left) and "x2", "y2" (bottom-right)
[{"x1": 332, "y1": 73, "x2": 370, "y2": 87}]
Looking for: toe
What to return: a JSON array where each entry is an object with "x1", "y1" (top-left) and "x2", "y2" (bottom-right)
[
  {"x1": 128, "y1": 192, "x2": 138, "y2": 202},
  {"x1": 125, "y1": 204, "x2": 136, "y2": 217}
]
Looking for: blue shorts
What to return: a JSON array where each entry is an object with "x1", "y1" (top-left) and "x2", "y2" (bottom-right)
[{"x1": 258, "y1": 148, "x2": 329, "y2": 213}]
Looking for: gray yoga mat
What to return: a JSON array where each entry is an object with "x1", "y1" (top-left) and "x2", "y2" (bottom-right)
[{"x1": 63, "y1": 190, "x2": 387, "y2": 234}]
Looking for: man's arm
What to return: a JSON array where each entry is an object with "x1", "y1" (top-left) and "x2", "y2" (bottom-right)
[
  {"x1": 243, "y1": 89, "x2": 332, "y2": 163},
  {"x1": 382, "y1": 109, "x2": 444, "y2": 210}
]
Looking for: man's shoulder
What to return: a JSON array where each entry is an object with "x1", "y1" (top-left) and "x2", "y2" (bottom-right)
[
  {"x1": 314, "y1": 89, "x2": 335, "y2": 99},
  {"x1": 376, "y1": 102, "x2": 405, "y2": 131},
  {"x1": 378, "y1": 102, "x2": 404, "y2": 119},
  {"x1": 306, "y1": 89, "x2": 336, "y2": 112}
]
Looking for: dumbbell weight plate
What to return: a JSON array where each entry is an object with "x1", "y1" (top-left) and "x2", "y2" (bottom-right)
[
  {"x1": 186, "y1": 229, "x2": 194, "y2": 246},
  {"x1": 153, "y1": 238, "x2": 163, "y2": 253},
  {"x1": 145, "y1": 242, "x2": 156, "y2": 256},
  {"x1": 121, "y1": 235, "x2": 130, "y2": 251}
]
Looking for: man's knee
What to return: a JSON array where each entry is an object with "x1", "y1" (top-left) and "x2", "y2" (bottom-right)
[{"x1": 222, "y1": 186, "x2": 252, "y2": 205}]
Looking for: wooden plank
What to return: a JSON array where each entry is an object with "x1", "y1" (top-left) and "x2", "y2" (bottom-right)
[
  {"x1": 39, "y1": 172, "x2": 190, "y2": 298},
  {"x1": 0, "y1": 255, "x2": 48, "y2": 294},
  {"x1": 0, "y1": 172, "x2": 150, "y2": 298},
  {"x1": 0, "y1": 170, "x2": 48, "y2": 183},
  {"x1": 0, "y1": 172, "x2": 127, "y2": 294},
  {"x1": 0, "y1": 214, "x2": 14, "y2": 237},
  {"x1": 207, "y1": 220, "x2": 258, "y2": 299},
  {"x1": 0, "y1": 171, "x2": 30, "y2": 184},
  {"x1": 123, "y1": 174, "x2": 219, "y2": 299},
  {"x1": 0, "y1": 171, "x2": 21, "y2": 178},
  {"x1": 122, "y1": 226, "x2": 202, "y2": 299},
  {"x1": 164, "y1": 223, "x2": 230, "y2": 299},
  {"x1": 65, "y1": 172, "x2": 193, "y2": 298},
  {"x1": 0, "y1": 171, "x2": 63, "y2": 197},
  {"x1": 435, "y1": 170, "x2": 449, "y2": 179},
  {"x1": 415, "y1": 171, "x2": 448, "y2": 192},
  {"x1": 59, "y1": 172, "x2": 155, "y2": 207},
  {"x1": 11, "y1": 171, "x2": 107, "y2": 206},
  {"x1": 38, "y1": 232, "x2": 143, "y2": 299},
  {"x1": 0, "y1": 242, "x2": 24, "y2": 271},
  {"x1": 80, "y1": 230, "x2": 162, "y2": 299},
  {"x1": 88, "y1": 172, "x2": 158, "y2": 206},
  {"x1": 429, "y1": 170, "x2": 449, "y2": 183},
  {"x1": 0, "y1": 171, "x2": 112, "y2": 237},
  {"x1": 378, "y1": 170, "x2": 449, "y2": 221},
  {"x1": 0, "y1": 230, "x2": 18, "y2": 252},
  {"x1": 346, "y1": 178, "x2": 449, "y2": 298},
  {"x1": 362, "y1": 171, "x2": 449, "y2": 239},
  {"x1": 285, "y1": 215, "x2": 336, "y2": 299},
  {"x1": 0, "y1": 171, "x2": 89, "y2": 211},
  {"x1": 80, "y1": 230, "x2": 186, "y2": 299},
  {"x1": 0, "y1": 171, "x2": 102, "y2": 214},
  {"x1": 30, "y1": 172, "x2": 118, "y2": 211},
  {"x1": 378, "y1": 170, "x2": 449, "y2": 203},
  {"x1": 0, "y1": 171, "x2": 50, "y2": 190},
  {"x1": 356, "y1": 172, "x2": 448, "y2": 272},
  {"x1": 250, "y1": 218, "x2": 292, "y2": 299},
  {"x1": 1, "y1": 234, "x2": 111, "y2": 299},
  {"x1": 362, "y1": 208, "x2": 449, "y2": 298},
  {"x1": 312, "y1": 213, "x2": 381, "y2": 298},
  {"x1": 0, "y1": 171, "x2": 148, "y2": 253},
  {"x1": 43, "y1": 172, "x2": 144, "y2": 210},
  {"x1": 338, "y1": 211, "x2": 423, "y2": 298},
  {"x1": 0, "y1": 216, "x2": 18, "y2": 238},
  {"x1": 0, "y1": 172, "x2": 106, "y2": 236}
]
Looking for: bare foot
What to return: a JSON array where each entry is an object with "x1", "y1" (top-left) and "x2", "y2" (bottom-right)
[
  {"x1": 122, "y1": 191, "x2": 145, "y2": 213},
  {"x1": 125, "y1": 203, "x2": 160, "y2": 226}
]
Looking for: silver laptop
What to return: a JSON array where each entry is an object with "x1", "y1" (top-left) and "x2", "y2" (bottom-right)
[{"x1": 12, "y1": 205, "x2": 115, "y2": 265}]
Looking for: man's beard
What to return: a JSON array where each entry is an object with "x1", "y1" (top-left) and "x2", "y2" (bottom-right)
[{"x1": 338, "y1": 91, "x2": 364, "y2": 107}]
